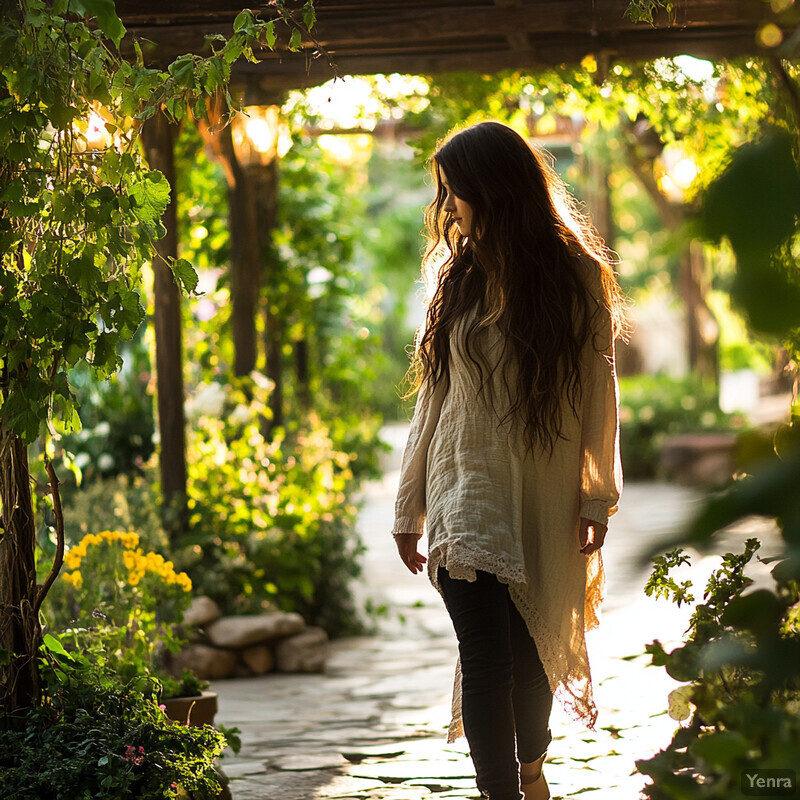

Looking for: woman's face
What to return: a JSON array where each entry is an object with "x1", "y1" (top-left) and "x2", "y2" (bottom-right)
[{"x1": 440, "y1": 170, "x2": 474, "y2": 237}]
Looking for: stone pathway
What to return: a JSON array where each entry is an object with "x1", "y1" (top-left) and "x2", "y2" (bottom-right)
[{"x1": 213, "y1": 425, "x2": 780, "y2": 800}]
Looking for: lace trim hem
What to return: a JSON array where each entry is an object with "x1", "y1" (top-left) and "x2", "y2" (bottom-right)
[{"x1": 428, "y1": 541, "x2": 603, "y2": 742}]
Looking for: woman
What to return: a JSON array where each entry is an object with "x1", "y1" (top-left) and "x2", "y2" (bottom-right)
[{"x1": 392, "y1": 121, "x2": 625, "y2": 800}]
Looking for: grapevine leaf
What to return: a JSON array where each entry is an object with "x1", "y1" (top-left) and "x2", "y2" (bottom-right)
[
  {"x1": 127, "y1": 170, "x2": 171, "y2": 223},
  {"x1": 289, "y1": 28, "x2": 302, "y2": 51},
  {"x1": 264, "y1": 20, "x2": 276, "y2": 49},
  {"x1": 72, "y1": 0, "x2": 126, "y2": 48},
  {"x1": 170, "y1": 258, "x2": 199, "y2": 295}
]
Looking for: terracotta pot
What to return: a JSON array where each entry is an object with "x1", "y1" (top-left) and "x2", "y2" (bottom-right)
[{"x1": 163, "y1": 690, "x2": 218, "y2": 727}]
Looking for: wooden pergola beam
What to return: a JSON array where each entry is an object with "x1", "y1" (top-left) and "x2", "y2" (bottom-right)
[
  {"x1": 118, "y1": 0, "x2": 773, "y2": 93},
  {"x1": 225, "y1": 31, "x2": 760, "y2": 100}
]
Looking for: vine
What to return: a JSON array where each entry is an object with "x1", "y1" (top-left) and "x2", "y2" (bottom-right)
[
  {"x1": 624, "y1": 0, "x2": 675, "y2": 24},
  {"x1": 0, "y1": 0, "x2": 318, "y2": 711}
]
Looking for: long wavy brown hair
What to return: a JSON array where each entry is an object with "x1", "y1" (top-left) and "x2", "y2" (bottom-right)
[{"x1": 411, "y1": 121, "x2": 626, "y2": 454}]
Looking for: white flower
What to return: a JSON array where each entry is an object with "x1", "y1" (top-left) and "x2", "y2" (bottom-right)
[
  {"x1": 97, "y1": 453, "x2": 115, "y2": 471},
  {"x1": 186, "y1": 382, "x2": 226, "y2": 419},
  {"x1": 229, "y1": 404, "x2": 251, "y2": 427},
  {"x1": 249, "y1": 371, "x2": 275, "y2": 392},
  {"x1": 94, "y1": 421, "x2": 111, "y2": 437}
]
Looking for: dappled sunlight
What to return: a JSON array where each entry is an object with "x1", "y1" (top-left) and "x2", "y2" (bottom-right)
[
  {"x1": 215, "y1": 465, "x2": 748, "y2": 799},
  {"x1": 285, "y1": 74, "x2": 430, "y2": 131}
]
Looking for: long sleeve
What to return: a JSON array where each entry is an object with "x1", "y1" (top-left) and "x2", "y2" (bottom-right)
[
  {"x1": 392, "y1": 377, "x2": 447, "y2": 535},
  {"x1": 578, "y1": 308, "x2": 623, "y2": 526}
]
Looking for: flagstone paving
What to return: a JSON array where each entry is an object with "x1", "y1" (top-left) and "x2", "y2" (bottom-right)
[{"x1": 214, "y1": 424, "x2": 782, "y2": 800}]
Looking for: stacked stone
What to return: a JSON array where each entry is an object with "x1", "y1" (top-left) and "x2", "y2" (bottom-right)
[{"x1": 172, "y1": 596, "x2": 329, "y2": 681}]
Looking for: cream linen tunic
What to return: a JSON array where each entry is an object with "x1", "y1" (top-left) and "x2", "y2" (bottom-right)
[{"x1": 392, "y1": 299, "x2": 622, "y2": 740}]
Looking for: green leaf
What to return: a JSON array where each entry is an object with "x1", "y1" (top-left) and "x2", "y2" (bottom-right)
[
  {"x1": 702, "y1": 128, "x2": 800, "y2": 258},
  {"x1": 289, "y1": 28, "x2": 302, "y2": 51},
  {"x1": 168, "y1": 54, "x2": 195, "y2": 88},
  {"x1": 663, "y1": 643, "x2": 701, "y2": 682},
  {"x1": 73, "y1": 0, "x2": 126, "y2": 48},
  {"x1": 728, "y1": 254, "x2": 800, "y2": 337},
  {"x1": 0, "y1": 28, "x2": 17, "y2": 69},
  {"x1": 97, "y1": 149, "x2": 123, "y2": 184},
  {"x1": 67, "y1": 253, "x2": 100, "y2": 293},
  {"x1": 165, "y1": 96, "x2": 187, "y2": 122},
  {"x1": 47, "y1": 98, "x2": 79, "y2": 127},
  {"x1": 171, "y1": 258, "x2": 199, "y2": 295},
  {"x1": 203, "y1": 56, "x2": 227, "y2": 95},
  {"x1": 126, "y1": 170, "x2": 171, "y2": 223},
  {"x1": 222, "y1": 34, "x2": 245, "y2": 65},
  {"x1": 645, "y1": 640, "x2": 669, "y2": 667},
  {"x1": 264, "y1": 21, "x2": 276, "y2": 49},
  {"x1": 303, "y1": 2, "x2": 316, "y2": 30},
  {"x1": 92, "y1": 331, "x2": 121, "y2": 376},
  {"x1": 720, "y1": 589, "x2": 783, "y2": 637},
  {"x1": 690, "y1": 730, "x2": 748, "y2": 768},
  {"x1": 0, "y1": 179, "x2": 24, "y2": 203},
  {"x1": 116, "y1": 290, "x2": 145, "y2": 339},
  {"x1": 233, "y1": 9, "x2": 252, "y2": 33},
  {"x1": 43, "y1": 633, "x2": 69, "y2": 656}
]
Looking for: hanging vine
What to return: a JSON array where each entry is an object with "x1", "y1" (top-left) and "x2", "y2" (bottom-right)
[{"x1": 0, "y1": 0, "x2": 320, "y2": 712}]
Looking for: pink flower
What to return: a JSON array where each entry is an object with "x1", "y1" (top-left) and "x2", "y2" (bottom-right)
[
  {"x1": 159, "y1": 704, "x2": 167, "y2": 712},
  {"x1": 123, "y1": 745, "x2": 145, "y2": 765}
]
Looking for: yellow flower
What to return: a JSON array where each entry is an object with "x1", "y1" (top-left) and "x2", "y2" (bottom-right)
[
  {"x1": 63, "y1": 571, "x2": 83, "y2": 590},
  {"x1": 64, "y1": 551, "x2": 82, "y2": 570},
  {"x1": 122, "y1": 532, "x2": 139, "y2": 549}
]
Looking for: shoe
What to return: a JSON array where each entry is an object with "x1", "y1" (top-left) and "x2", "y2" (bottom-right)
[{"x1": 520, "y1": 753, "x2": 549, "y2": 800}]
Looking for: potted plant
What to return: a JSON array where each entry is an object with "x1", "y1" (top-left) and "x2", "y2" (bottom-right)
[{"x1": 160, "y1": 669, "x2": 218, "y2": 727}]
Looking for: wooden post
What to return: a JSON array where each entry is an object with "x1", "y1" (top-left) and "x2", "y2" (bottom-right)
[
  {"x1": 215, "y1": 124, "x2": 262, "y2": 376},
  {"x1": 140, "y1": 111, "x2": 188, "y2": 534},
  {"x1": 198, "y1": 111, "x2": 282, "y2": 426},
  {"x1": 252, "y1": 160, "x2": 282, "y2": 427},
  {"x1": 197, "y1": 123, "x2": 278, "y2": 380}
]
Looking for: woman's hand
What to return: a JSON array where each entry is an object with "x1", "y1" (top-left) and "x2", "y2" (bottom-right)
[
  {"x1": 578, "y1": 518, "x2": 607, "y2": 555},
  {"x1": 394, "y1": 532, "x2": 427, "y2": 574}
]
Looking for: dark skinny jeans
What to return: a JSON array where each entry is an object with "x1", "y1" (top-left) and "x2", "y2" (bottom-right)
[{"x1": 438, "y1": 567, "x2": 553, "y2": 800}]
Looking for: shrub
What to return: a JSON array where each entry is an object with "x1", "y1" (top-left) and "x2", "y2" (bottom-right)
[
  {"x1": 55, "y1": 472, "x2": 166, "y2": 550},
  {"x1": 619, "y1": 374, "x2": 739, "y2": 479},
  {"x1": 59, "y1": 330, "x2": 156, "y2": 486},
  {"x1": 178, "y1": 376, "x2": 368, "y2": 636},
  {"x1": 637, "y1": 428, "x2": 800, "y2": 797},
  {"x1": 0, "y1": 635, "x2": 226, "y2": 800}
]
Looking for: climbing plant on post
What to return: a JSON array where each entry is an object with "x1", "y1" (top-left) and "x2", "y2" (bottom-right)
[{"x1": 0, "y1": 0, "x2": 317, "y2": 713}]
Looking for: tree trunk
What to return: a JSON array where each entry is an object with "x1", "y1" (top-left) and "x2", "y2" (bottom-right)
[
  {"x1": 678, "y1": 240, "x2": 719, "y2": 383},
  {"x1": 264, "y1": 309, "x2": 284, "y2": 433},
  {"x1": 622, "y1": 118, "x2": 718, "y2": 381},
  {"x1": 0, "y1": 430, "x2": 41, "y2": 713},
  {"x1": 140, "y1": 111, "x2": 188, "y2": 537},
  {"x1": 581, "y1": 151, "x2": 615, "y2": 251},
  {"x1": 295, "y1": 338, "x2": 311, "y2": 410}
]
